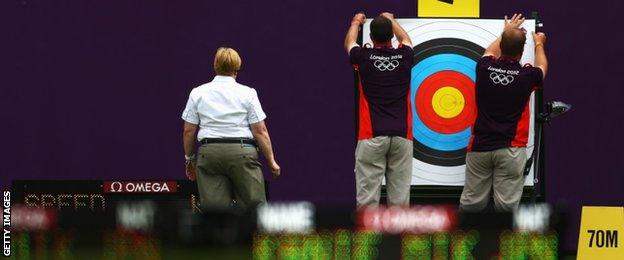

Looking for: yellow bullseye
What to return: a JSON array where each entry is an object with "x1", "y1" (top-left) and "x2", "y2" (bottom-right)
[{"x1": 431, "y1": 86, "x2": 465, "y2": 118}]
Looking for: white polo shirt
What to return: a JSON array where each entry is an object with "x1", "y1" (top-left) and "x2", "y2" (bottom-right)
[{"x1": 181, "y1": 75, "x2": 267, "y2": 140}]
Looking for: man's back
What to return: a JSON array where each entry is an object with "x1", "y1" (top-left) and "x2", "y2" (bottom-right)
[
  {"x1": 470, "y1": 56, "x2": 543, "y2": 151},
  {"x1": 350, "y1": 45, "x2": 414, "y2": 139},
  {"x1": 460, "y1": 14, "x2": 549, "y2": 213},
  {"x1": 345, "y1": 12, "x2": 416, "y2": 207}
]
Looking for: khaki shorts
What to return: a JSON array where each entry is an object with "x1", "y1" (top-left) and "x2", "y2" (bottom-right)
[{"x1": 459, "y1": 147, "x2": 527, "y2": 212}]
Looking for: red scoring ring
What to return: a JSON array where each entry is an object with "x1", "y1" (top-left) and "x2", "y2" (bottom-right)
[{"x1": 415, "y1": 70, "x2": 476, "y2": 134}]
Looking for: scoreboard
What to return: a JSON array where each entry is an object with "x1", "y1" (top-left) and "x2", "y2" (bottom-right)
[
  {"x1": 13, "y1": 180, "x2": 202, "y2": 212},
  {"x1": 5, "y1": 180, "x2": 564, "y2": 259}
]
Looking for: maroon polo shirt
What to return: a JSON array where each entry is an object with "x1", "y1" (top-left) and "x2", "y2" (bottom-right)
[
  {"x1": 350, "y1": 44, "x2": 414, "y2": 140},
  {"x1": 468, "y1": 55, "x2": 544, "y2": 152}
]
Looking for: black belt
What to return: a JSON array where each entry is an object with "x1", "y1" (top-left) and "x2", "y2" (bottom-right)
[{"x1": 200, "y1": 138, "x2": 257, "y2": 146}]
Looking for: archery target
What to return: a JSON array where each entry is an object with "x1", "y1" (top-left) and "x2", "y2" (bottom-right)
[{"x1": 363, "y1": 19, "x2": 537, "y2": 186}]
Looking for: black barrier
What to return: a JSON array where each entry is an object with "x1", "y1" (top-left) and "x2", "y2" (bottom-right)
[{"x1": 8, "y1": 180, "x2": 565, "y2": 259}]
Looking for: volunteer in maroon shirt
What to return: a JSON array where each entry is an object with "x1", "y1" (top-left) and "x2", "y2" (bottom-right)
[
  {"x1": 459, "y1": 14, "x2": 548, "y2": 212},
  {"x1": 345, "y1": 12, "x2": 414, "y2": 206}
]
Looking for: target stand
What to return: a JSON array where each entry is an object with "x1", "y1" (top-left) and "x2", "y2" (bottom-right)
[{"x1": 355, "y1": 18, "x2": 545, "y2": 202}]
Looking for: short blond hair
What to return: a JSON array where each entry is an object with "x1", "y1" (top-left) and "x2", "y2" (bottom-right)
[{"x1": 213, "y1": 47, "x2": 241, "y2": 76}]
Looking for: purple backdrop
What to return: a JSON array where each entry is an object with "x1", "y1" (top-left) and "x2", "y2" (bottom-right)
[{"x1": 2, "y1": 0, "x2": 623, "y2": 251}]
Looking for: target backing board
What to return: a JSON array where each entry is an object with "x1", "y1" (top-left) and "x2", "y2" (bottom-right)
[{"x1": 362, "y1": 19, "x2": 537, "y2": 186}]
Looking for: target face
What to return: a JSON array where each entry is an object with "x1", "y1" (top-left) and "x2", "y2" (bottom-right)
[
  {"x1": 363, "y1": 19, "x2": 537, "y2": 186},
  {"x1": 411, "y1": 38, "x2": 482, "y2": 167}
]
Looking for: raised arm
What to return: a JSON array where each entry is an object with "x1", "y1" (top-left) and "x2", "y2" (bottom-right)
[
  {"x1": 380, "y1": 12, "x2": 412, "y2": 47},
  {"x1": 484, "y1": 13, "x2": 525, "y2": 57},
  {"x1": 533, "y1": 32, "x2": 548, "y2": 78},
  {"x1": 344, "y1": 13, "x2": 366, "y2": 53}
]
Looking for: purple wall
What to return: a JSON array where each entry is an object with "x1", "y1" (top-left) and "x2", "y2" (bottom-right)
[{"x1": 3, "y1": 0, "x2": 623, "y2": 251}]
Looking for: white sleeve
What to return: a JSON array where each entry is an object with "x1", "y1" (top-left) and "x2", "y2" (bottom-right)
[
  {"x1": 246, "y1": 89, "x2": 267, "y2": 124},
  {"x1": 181, "y1": 91, "x2": 200, "y2": 124}
]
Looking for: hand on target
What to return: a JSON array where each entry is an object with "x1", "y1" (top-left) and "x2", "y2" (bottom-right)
[
  {"x1": 504, "y1": 13, "x2": 525, "y2": 30},
  {"x1": 380, "y1": 12, "x2": 394, "y2": 20},
  {"x1": 352, "y1": 13, "x2": 366, "y2": 25},
  {"x1": 533, "y1": 32, "x2": 546, "y2": 46}
]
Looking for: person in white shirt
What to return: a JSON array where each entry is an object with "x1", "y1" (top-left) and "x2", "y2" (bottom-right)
[{"x1": 181, "y1": 47, "x2": 280, "y2": 209}]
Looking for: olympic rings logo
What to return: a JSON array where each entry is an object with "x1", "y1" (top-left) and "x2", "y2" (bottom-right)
[
  {"x1": 489, "y1": 72, "x2": 515, "y2": 86},
  {"x1": 374, "y1": 59, "x2": 400, "y2": 71}
]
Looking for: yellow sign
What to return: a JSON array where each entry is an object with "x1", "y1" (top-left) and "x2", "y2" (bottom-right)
[
  {"x1": 577, "y1": 206, "x2": 624, "y2": 260},
  {"x1": 418, "y1": 0, "x2": 479, "y2": 18}
]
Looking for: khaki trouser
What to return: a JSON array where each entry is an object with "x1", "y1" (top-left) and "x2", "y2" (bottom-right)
[
  {"x1": 196, "y1": 143, "x2": 266, "y2": 210},
  {"x1": 459, "y1": 147, "x2": 527, "y2": 212},
  {"x1": 355, "y1": 136, "x2": 413, "y2": 207}
]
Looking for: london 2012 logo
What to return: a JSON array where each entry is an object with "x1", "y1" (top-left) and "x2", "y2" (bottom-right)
[
  {"x1": 489, "y1": 72, "x2": 515, "y2": 85},
  {"x1": 374, "y1": 60, "x2": 400, "y2": 71}
]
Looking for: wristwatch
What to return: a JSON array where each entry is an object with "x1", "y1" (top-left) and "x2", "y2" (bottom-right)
[{"x1": 185, "y1": 154, "x2": 196, "y2": 164}]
